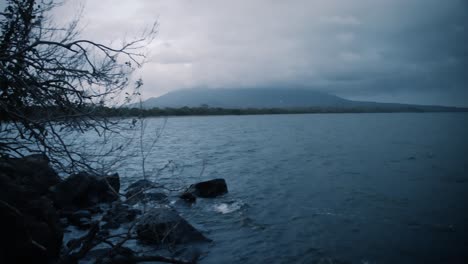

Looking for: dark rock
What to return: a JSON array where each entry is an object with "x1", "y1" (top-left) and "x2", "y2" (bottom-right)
[
  {"x1": 66, "y1": 238, "x2": 82, "y2": 249},
  {"x1": 97, "y1": 229, "x2": 110, "y2": 237},
  {"x1": 125, "y1": 179, "x2": 157, "y2": 199},
  {"x1": 72, "y1": 210, "x2": 92, "y2": 219},
  {"x1": 91, "y1": 247, "x2": 134, "y2": 264},
  {"x1": 0, "y1": 154, "x2": 60, "y2": 196},
  {"x1": 179, "y1": 192, "x2": 197, "y2": 203},
  {"x1": 145, "y1": 192, "x2": 167, "y2": 201},
  {"x1": 49, "y1": 172, "x2": 120, "y2": 209},
  {"x1": 59, "y1": 218, "x2": 69, "y2": 228},
  {"x1": 102, "y1": 203, "x2": 141, "y2": 229},
  {"x1": 0, "y1": 200, "x2": 45, "y2": 264},
  {"x1": 125, "y1": 179, "x2": 167, "y2": 205},
  {"x1": 126, "y1": 192, "x2": 167, "y2": 205},
  {"x1": 60, "y1": 207, "x2": 97, "y2": 228},
  {"x1": 135, "y1": 208, "x2": 210, "y2": 245},
  {"x1": 87, "y1": 205, "x2": 103, "y2": 214},
  {"x1": 23, "y1": 197, "x2": 63, "y2": 255},
  {"x1": 104, "y1": 173, "x2": 120, "y2": 194},
  {"x1": 68, "y1": 210, "x2": 91, "y2": 229},
  {"x1": 126, "y1": 179, "x2": 157, "y2": 191},
  {"x1": 77, "y1": 218, "x2": 92, "y2": 229},
  {"x1": 187, "y1": 178, "x2": 228, "y2": 198},
  {"x1": 0, "y1": 165, "x2": 63, "y2": 263},
  {"x1": 0, "y1": 172, "x2": 29, "y2": 207},
  {"x1": 102, "y1": 221, "x2": 121, "y2": 230},
  {"x1": 0, "y1": 195, "x2": 63, "y2": 263}
]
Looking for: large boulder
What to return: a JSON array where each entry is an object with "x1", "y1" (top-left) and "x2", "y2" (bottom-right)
[
  {"x1": 22, "y1": 197, "x2": 63, "y2": 258},
  {"x1": 187, "y1": 178, "x2": 228, "y2": 198},
  {"x1": 0, "y1": 172, "x2": 30, "y2": 207},
  {"x1": 49, "y1": 172, "x2": 120, "y2": 209},
  {"x1": 102, "y1": 203, "x2": 141, "y2": 229},
  {"x1": 135, "y1": 208, "x2": 210, "y2": 245},
  {"x1": 86, "y1": 247, "x2": 135, "y2": 264},
  {"x1": 66, "y1": 209, "x2": 93, "y2": 229},
  {"x1": 0, "y1": 154, "x2": 60, "y2": 195},
  {"x1": 179, "y1": 192, "x2": 197, "y2": 204},
  {"x1": 125, "y1": 179, "x2": 167, "y2": 205},
  {"x1": 0, "y1": 199, "x2": 46, "y2": 264},
  {"x1": 125, "y1": 179, "x2": 157, "y2": 199},
  {"x1": 0, "y1": 169, "x2": 63, "y2": 263},
  {"x1": 103, "y1": 173, "x2": 120, "y2": 195}
]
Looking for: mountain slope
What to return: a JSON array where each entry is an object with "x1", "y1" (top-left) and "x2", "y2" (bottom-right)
[
  {"x1": 139, "y1": 88, "x2": 351, "y2": 108},
  {"x1": 135, "y1": 88, "x2": 467, "y2": 112}
]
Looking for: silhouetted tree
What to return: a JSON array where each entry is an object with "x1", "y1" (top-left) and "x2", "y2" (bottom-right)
[{"x1": 0, "y1": 0, "x2": 156, "y2": 171}]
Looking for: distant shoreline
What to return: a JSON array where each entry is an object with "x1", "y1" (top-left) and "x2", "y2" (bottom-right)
[
  {"x1": 2, "y1": 106, "x2": 466, "y2": 122},
  {"x1": 104, "y1": 106, "x2": 468, "y2": 118}
]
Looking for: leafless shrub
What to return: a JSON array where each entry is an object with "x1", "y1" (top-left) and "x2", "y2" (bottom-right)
[{"x1": 0, "y1": 0, "x2": 157, "y2": 173}]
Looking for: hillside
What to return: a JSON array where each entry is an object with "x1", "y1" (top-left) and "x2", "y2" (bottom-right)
[
  {"x1": 139, "y1": 88, "x2": 351, "y2": 108},
  {"x1": 135, "y1": 88, "x2": 466, "y2": 112}
]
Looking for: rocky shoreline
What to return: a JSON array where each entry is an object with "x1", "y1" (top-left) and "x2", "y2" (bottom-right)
[{"x1": 0, "y1": 155, "x2": 228, "y2": 264}]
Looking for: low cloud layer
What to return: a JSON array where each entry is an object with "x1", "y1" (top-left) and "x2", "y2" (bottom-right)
[{"x1": 17, "y1": 0, "x2": 468, "y2": 106}]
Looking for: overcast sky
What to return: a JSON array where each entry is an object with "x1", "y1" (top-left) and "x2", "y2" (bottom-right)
[{"x1": 5, "y1": 0, "x2": 468, "y2": 106}]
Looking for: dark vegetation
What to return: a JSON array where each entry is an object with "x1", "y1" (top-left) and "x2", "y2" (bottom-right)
[
  {"x1": 98, "y1": 104, "x2": 468, "y2": 118},
  {"x1": 0, "y1": 0, "x2": 155, "y2": 171},
  {"x1": 1, "y1": 104, "x2": 466, "y2": 123}
]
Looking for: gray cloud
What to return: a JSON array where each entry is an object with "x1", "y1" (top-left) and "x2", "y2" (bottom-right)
[{"x1": 37, "y1": 0, "x2": 468, "y2": 106}]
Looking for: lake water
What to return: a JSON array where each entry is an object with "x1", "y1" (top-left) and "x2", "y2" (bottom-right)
[{"x1": 99, "y1": 113, "x2": 468, "y2": 263}]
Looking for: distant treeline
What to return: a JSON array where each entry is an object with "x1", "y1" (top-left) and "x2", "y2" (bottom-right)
[
  {"x1": 2, "y1": 105, "x2": 466, "y2": 122},
  {"x1": 102, "y1": 105, "x2": 468, "y2": 117}
]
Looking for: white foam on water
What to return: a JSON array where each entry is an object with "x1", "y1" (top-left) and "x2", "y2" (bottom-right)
[{"x1": 213, "y1": 202, "x2": 241, "y2": 214}]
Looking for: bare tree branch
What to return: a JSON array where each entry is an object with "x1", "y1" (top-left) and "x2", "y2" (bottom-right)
[{"x1": 0, "y1": 0, "x2": 157, "y2": 173}]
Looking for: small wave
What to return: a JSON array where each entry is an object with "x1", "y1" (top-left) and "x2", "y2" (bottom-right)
[{"x1": 213, "y1": 202, "x2": 242, "y2": 214}]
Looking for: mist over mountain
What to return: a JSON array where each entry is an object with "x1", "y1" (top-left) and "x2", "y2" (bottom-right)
[{"x1": 136, "y1": 88, "x2": 465, "y2": 112}]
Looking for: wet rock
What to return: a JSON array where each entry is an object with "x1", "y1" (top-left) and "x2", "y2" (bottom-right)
[
  {"x1": 125, "y1": 179, "x2": 157, "y2": 198},
  {"x1": 174, "y1": 247, "x2": 203, "y2": 263},
  {"x1": 49, "y1": 172, "x2": 120, "y2": 209},
  {"x1": 126, "y1": 192, "x2": 167, "y2": 205},
  {"x1": 145, "y1": 192, "x2": 167, "y2": 201},
  {"x1": 66, "y1": 238, "x2": 82, "y2": 249},
  {"x1": 187, "y1": 178, "x2": 228, "y2": 198},
  {"x1": 126, "y1": 179, "x2": 157, "y2": 192},
  {"x1": 86, "y1": 205, "x2": 104, "y2": 214},
  {"x1": 68, "y1": 217, "x2": 91, "y2": 229},
  {"x1": 102, "y1": 203, "x2": 141, "y2": 229},
  {"x1": 102, "y1": 221, "x2": 121, "y2": 230},
  {"x1": 68, "y1": 210, "x2": 93, "y2": 229},
  {"x1": 135, "y1": 208, "x2": 210, "y2": 245},
  {"x1": 107, "y1": 247, "x2": 135, "y2": 264},
  {"x1": 125, "y1": 179, "x2": 167, "y2": 205},
  {"x1": 89, "y1": 247, "x2": 134, "y2": 264},
  {"x1": 72, "y1": 210, "x2": 92, "y2": 219},
  {"x1": 179, "y1": 192, "x2": 197, "y2": 203},
  {"x1": 97, "y1": 229, "x2": 110, "y2": 238}
]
